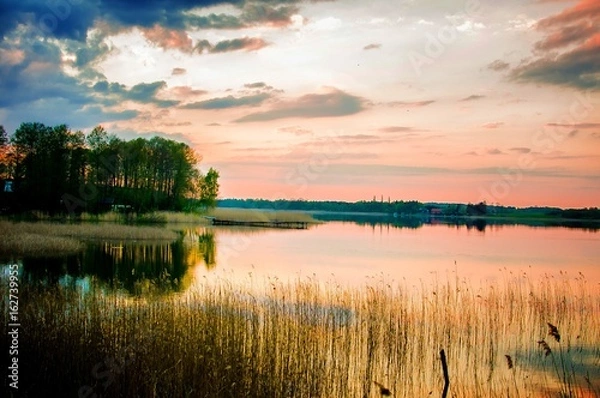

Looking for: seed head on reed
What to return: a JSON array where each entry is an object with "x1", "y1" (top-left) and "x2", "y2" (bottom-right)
[
  {"x1": 538, "y1": 339, "x2": 552, "y2": 356},
  {"x1": 504, "y1": 354, "x2": 513, "y2": 369},
  {"x1": 547, "y1": 322, "x2": 560, "y2": 342}
]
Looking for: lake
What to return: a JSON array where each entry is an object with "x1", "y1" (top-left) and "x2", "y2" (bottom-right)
[
  {"x1": 3, "y1": 217, "x2": 600, "y2": 397},
  {"x1": 3, "y1": 218, "x2": 600, "y2": 294}
]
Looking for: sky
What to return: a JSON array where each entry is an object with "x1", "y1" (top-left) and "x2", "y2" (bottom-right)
[{"x1": 0, "y1": 0, "x2": 598, "y2": 208}]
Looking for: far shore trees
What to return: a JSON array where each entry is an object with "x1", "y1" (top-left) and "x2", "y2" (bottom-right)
[{"x1": 0, "y1": 122, "x2": 219, "y2": 214}]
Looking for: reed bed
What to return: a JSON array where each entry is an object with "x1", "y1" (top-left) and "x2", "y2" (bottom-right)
[
  {"x1": 208, "y1": 208, "x2": 318, "y2": 224},
  {"x1": 0, "y1": 221, "x2": 178, "y2": 257},
  {"x1": 1, "y1": 273, "x2": 599, "y2": 397}
]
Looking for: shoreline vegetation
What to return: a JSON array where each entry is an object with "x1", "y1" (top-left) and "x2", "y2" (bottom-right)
[
  {"x1": 2, "y1": 273, "x2": 598, "y2": 397},
  {"x1": 0, "y1": 209, "x2": 319, "y2": 257},
  {"x1": 0, "y1": 220, "x2": 179, "y2": 257},
  {"x1": 218, "y1": 198, "x2": 600, "y2": 222}
]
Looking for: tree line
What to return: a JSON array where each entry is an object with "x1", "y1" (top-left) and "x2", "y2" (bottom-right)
[
  {"x1": 218, "y1": 198, "x2": 599, "y2": 221},
  {"x1": 0, "y1": 122, "x2": 219, "y2": 214}
]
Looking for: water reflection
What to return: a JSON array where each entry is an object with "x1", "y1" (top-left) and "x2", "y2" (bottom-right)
[
  {"x1": 2, "y1": 218, "x2": 599, "y2": 296},
  {"x1": 3, "y1": 229, "x2": 218, "y2": 295},
  {"x1": 315, "y1": 213, "x2": 600, "y2": 233}
]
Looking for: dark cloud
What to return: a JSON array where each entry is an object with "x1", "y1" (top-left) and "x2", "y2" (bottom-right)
[
  {"x1": 72, "y1": 36, "x2": 111, "y2": 68},
  {"x1": 487, "y1": 60, "x2": 510, "y2": 71},
  {"x1": 211, "y1": 37, "x2": 269, "y2": 53},
  {"x1": 172, "y1": 67, "x2": 187, "y2": 75},
  {"x1": 460, "y1": 95, "x2": 485, "y2": 102},
  {"x1": 244, "y1": 82, "x2": 273, "y2": 90},
  {"x1": 93, "y1": 80, "x2": 179, "y2": 107},
  {"x1": 4, "y1": 100, "x2": 138, "y2": 133},
  {"x1": 193, "y1": 37, "x2": 269, "y2": 53},
  {"x1": 0, "y1": 38, "x2": 92, "y2": 109},
  {"x1": 0, "y1": 37, "x2": 141, "y2": 132},
  {"x1": 0, "y1": 0, "x2": 305, "y2": 43},
  {"x1": 363, "y1": 43, "x2": 381, "y2": 50},
  {"x1": 186, "y1": 12, "x2": 245, "y2": 30},
  {"x1": 182, "y1": 93, "x2": 271, "y2": 109},
  {"x1": 187, "y1": 3, "x2": 299, "y2": 30},
  {"x1": 511, "y1": 38, "x2": 600, "y2": 90},
  {"x1": 0, "y1": 0, "x2": 99, "y2": 41},
  {"x1": 512, "y1": 0, "x2": 600, "y2": 90},
  {"x1": 235, "y1": 89, "x2": 366, "y2": 123},
  {"x1": 240, "y1": 3, "x2": 299, "y2": 27}
]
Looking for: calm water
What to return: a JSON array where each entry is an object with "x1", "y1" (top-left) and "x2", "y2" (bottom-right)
[{"x1": 3, "y1": 220, "x2": 600, "y2": 294}]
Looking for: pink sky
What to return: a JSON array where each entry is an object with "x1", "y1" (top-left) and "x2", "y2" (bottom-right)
[{"x1": 0, "y1": 0, "x2": 598, "y2": 207}]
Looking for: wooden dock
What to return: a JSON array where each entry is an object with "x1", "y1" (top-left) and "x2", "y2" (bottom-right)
[{"x1": 208, "y1": 217, "x2": 309, "y2": 229}]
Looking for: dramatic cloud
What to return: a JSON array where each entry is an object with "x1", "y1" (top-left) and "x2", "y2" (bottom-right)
[
  {"x1": 186, "y1": 12, "x2": 245, "y2": 30},
  {"x1": 212, "y1": 37, "x2": 268, "y2": 53},
  {"x1": 181, "y1": 93, "x2": 271, "y2": 110},
  {"x1": 235, "y1": 89, "x2": 366, "y2": 122},
  {"x1": 195, "y1": 37, "x2": 269, "y2": 53},
  {"x1": 142, "y1": 25, "x2": 193, "y2": 52},
  {"x1": 187, "y1": 3, "x2": 300, "y2": 29},
  {"x1": 0, "y1": 0, "x2": 305, "y2": 45},
  {"x1": 93, "y1": 80, "x2": 179, "y2": 108},
  {"x1": 534, "y1": 22, "x2": 599, "y2": 51},
  {"x1": 512, "y1": 0, "x2": 600, "y2": 90},
  {"x1": 536, "y1": 0, "x2": 600, "y2": 29},
  {"x1": 240, "y1": 3, "x2": 300, "y2": 28},
  {"x1": 512, "y1": 36, "x2": 600, "y2": 89}
]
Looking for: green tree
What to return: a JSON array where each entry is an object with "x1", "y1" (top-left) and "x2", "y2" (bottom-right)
[{"x1": 199, "y1": 168, "x2": 220, "y2": 209}]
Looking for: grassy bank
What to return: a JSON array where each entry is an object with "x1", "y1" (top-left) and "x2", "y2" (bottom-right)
[
  {"x1": 2, "y1": 274, "x2": 599, "y2": 397},
  {"x1": 75, "y1": 208, "x2": 318, "y2": 224},
  {"x1": 208, "y1": 207, "x2": 318, "y2": 223},
  {"x1": 0, "y1": 221, "x2": 178, "y2": 257}
]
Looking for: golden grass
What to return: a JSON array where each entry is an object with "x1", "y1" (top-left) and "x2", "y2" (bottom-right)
[
  {"x1": 2, "y1": 273, "x2": 599, "y2": 397},
  {"x1": 208, "y1": 208, "x2": 318, "y2": 223},
  {"x1": 0, "y1": 221, "x2": 178, "y2": 257},
  {"x1": 0, "y1": 232, "x2": 84, "y2": 257}
]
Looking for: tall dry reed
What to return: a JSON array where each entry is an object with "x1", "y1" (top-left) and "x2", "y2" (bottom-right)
[{"x1": 1, "y1": 272, "x2": 598, "y2": 397}]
